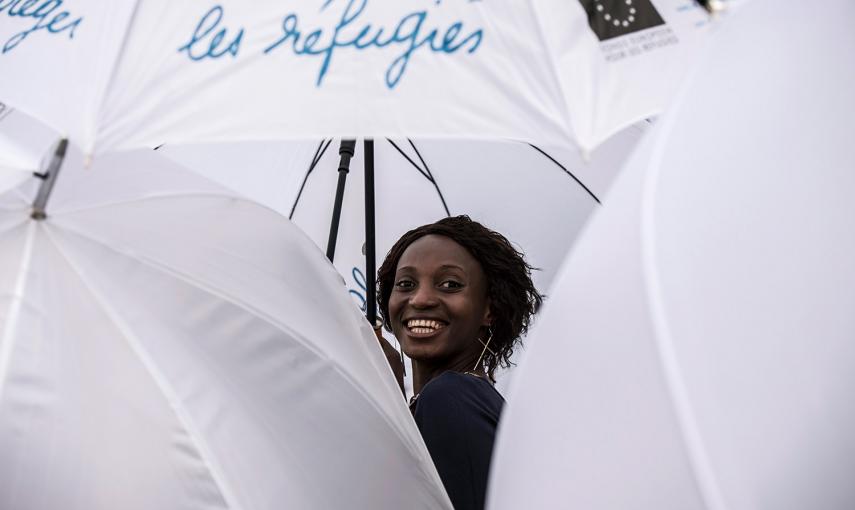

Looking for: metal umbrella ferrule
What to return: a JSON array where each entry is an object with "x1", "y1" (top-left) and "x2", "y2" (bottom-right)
[
  {"x1": 31, "y1": 138, "x2": 69, "y2": 220},
  {"x1": 696, "y1": 0, "x2": 727, "y2": 15}
]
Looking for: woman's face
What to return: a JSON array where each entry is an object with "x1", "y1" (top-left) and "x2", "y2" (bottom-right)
[{"x1": 388, "y1": 235, "x2": 492, "y2": 367}]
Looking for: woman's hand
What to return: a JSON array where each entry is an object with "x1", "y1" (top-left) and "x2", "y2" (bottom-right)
[{"x1": 374, "y1": 325, "x2": 406, "y2": 397}]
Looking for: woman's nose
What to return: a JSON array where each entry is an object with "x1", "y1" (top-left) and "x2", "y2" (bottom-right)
[{"x1": 409, "y1": 285, "x2": 438, "y2": 308}]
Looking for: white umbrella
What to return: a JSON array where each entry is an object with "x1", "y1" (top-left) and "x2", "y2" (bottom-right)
[
  {"x1": 1, "y1": 0, "x2": 719, "y2": 155},
  {"x1": 1, "y1": 0, "x2": 713, "y2": 307},
  {"x1": 490, "y1": 0, "x2": 855, "y2": 509},
  {"x1": 0, "y1": 145, "x2": 451, "y2": 509},
  {"x1": 158, "y1": 125, "x2": 648, "y2": 305}
]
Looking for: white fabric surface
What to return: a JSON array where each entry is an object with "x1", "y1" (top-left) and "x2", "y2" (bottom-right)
[
  {"x1": 0, "y1": 147, "x2": 451, "y2": 509},
  {"x1": 489, "y1": 0, "x2": 855, "y2": 508},
  {"x1": 2, "y1": 0, "x2": 717, "y2": 154},
  {"x1": 533, "y1": 0, "x2": 730, "y2": 149},
  {"x1": 0, "y1": 103, "x2": 57, "y2": 194}
]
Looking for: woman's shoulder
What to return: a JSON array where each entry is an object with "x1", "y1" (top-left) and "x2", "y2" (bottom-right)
[{"x1": 417, "y1": 371, "x2": 504, "y2": 411}]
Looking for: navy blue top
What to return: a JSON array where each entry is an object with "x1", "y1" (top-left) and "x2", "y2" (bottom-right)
[{"x1": 411, "y1": 372, "x2": 505, "y2": 510}]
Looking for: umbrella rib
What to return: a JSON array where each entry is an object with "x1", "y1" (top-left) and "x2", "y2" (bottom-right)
[
  {"x1": 407, "y1": 139, "x2": 451, "y2": 217},
  {"x1": 386, "y1": 139, "x2": 451, "y2": 217},
  {"x1": 40, "y1": 225, "x2": 244, "y2": 510},
  {"x1": 528, "y1": 144, "x2": 601, "y2": 205},
  {"x1": 0, "y1": 222, "x2": 37, "y2": 401},
  {"x1": 48, "y1": 217, "x2": 427, "y2": 459},
  {"x1": 386, "y1": 138, "x2": 431, "y2": 180},
  {"x1": 290, "y1": 139, "x2": 332, "y2": 220}
]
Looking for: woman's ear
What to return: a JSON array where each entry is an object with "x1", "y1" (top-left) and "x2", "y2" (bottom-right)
[{"x1": 482, "y1": 298, "x2": 493, "y2": 327}]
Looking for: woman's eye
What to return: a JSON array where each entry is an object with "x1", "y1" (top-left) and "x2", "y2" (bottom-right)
[
  {"x1": 439, "y1": 280, "x2": 463, "y2": 289},
  {"x1": 395, "y1": 279, "x2": 415, "y2": 289}
]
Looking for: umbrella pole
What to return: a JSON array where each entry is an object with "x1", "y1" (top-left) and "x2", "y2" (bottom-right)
[
  {"x1": 364, "y1": 139, "x2": 404, "y2": 375},
  {"x1": 31, "y1": 138, "x2": 69, "y2": 220},
  {"x1": 325, "y1": 139, "x2": 356, "y2": 262},
  {"x1": 363, "y1": 139, "x2": 377, "y2": 324}
]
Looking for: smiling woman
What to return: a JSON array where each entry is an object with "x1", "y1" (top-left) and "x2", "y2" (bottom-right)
[{"x1": 376, "y1": 216, "x2": 542, "y2": 510}]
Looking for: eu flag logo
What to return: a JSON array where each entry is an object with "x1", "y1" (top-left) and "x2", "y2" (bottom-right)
[{"x1": 578, "y1": 0, "x2": 666, "y2": 41}]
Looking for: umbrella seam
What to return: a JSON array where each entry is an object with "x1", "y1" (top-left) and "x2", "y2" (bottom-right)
[
  {"x1": 639, "y1": 84, "x2": 727, "y2": 510},
  {"x1": 523, "y1": 1, "x2": 576, "y2": 146},
  {"x1": 11, "y1": 187, "x2": 32, "y2": 205},
  {"x1": 47, "y1": 191, "x2": 251, "y2": 217},
  {"x1": 88, "y1": 0, "x2": 144, "y2": 157},
  {"x1": 41, "y1": 224, "x2": 242, "y2": 510},
  {"x1": 47, "y1": 217, "x2": 429, "y2": 464},
  {"x1": 0, "y1": 222, "x2": 37, "y2": 401}
]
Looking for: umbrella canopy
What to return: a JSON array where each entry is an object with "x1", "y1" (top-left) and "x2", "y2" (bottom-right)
[
  {"x1": 489, "y1": 0, "x2": 855, "y2": 509},
  {"x1": 159, "y1": 125, "x2": 647, "y2": 302},
  {"x1": 0, "y1": 102, "x2": 57, "y2": 193},
  {"x1": 0, "y1": 145, "x2": 451, "y2": 509},
  {"x1": 1, "y1": 0, "x2": 718, "y2": 154}
]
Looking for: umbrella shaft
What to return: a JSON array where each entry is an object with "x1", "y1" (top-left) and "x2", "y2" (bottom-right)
[
  {"x1": 364, "y1": 139, "x2": 376, "y2": 324},
  {"x1": 325, "y1": 139, "x2": 356, "y2": 262},
  {"x1": 31, "y1": 138, "x2": 69, "y2": 220}
]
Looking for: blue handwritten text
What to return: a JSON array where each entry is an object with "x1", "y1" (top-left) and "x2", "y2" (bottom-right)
[
  {"x1": 0, "y1": 0, "x2": 82, "y2": 54},
  {"x1": 349, "y1": 266, "x2": 367, "y2": 312},
  {"x1": 180, "y1": 0, "x2": 483, "y2": 89},
  {"x1": 177, "y1": 5, "x2": 244, "y2": 61}
]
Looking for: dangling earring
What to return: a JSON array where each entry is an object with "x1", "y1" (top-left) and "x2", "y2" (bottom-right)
[{"x1": 473, "y1": 327, "x2": 495, "y2": 371}]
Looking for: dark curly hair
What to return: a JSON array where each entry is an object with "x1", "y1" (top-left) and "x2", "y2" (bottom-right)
[{"x1": 377, "y1": 216, "x2": 542, "y2": 381}]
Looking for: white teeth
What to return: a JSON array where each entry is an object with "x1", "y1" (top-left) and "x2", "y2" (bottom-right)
[{"x1": 406, "y1": 319, "x2": 445, "y2": 331}]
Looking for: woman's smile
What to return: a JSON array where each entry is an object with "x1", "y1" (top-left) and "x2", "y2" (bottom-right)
[{"x1": 404, "y1": 318, "x2": 449, "y2": 336}]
